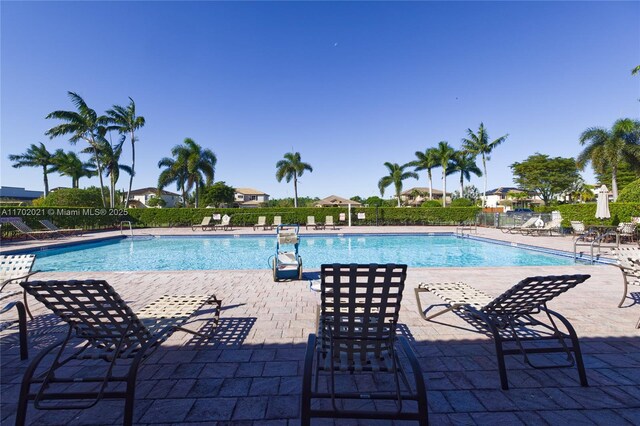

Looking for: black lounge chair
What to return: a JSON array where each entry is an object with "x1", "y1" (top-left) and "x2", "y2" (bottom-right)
[
  {"x1": 16, "y1": 279, "x2": 221, "y2": 426},
  {"x1": 301, "y1": 264, "x2": 428, "y2": 425},
  {"x1": 415, "y1": 274, "x2": 591, "y2": 390},
  {"x1": 0, "y1": 254, "x2": 38, "y2": 360}
]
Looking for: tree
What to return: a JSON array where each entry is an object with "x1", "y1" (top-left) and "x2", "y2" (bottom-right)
[
  {"x1": 461, "y1": 122, "x2": 509, "y2": 207},
  {"x1": 447, "y1": 150, "x2": 482, "y2": 199},
  {"x1": 594, "y1": 159, "x2": 639, "y2": 194},
  {"x1": 275, "y1": 152, "x2": 313, "y2": 208},
  {"x1": 409, "y1": 148, "x2": 439, "y2": 200},
  {"x1": 158, "y1": 138, "x2": 216, "y2": 208},
  {"x1": 577, "y1": 118, "x2": 640, "y2": 201},
  {"x1": 45, "y1": 92, "x2": 109, "y2": 207},
  {"x1": 84, "y1": 135, "x2": 131, "y2": 207},
  {"x1": 50, "y1": 150, "x2": 96, "y2": 188},
  {"x1": 432, "y1": 141, "x2": 455, "y2": 207},
  {"x1": 200, "y1": 181, "x2": 235, "y2": 207},
  {"x1": 632, "y1": 65, "x2": 640, "y2": 75},
  {"x1": 39, "y1": 187, "x2": 103, "y2": 207},
  {"x1": 618, "y1": 178, "x2": 640, "y2": 202},
  {"x1": 452, "y1": 184, "x2": 480, "y2": 202},
  {"x1": 377, "y1": 162, "x2": 418, "y2": 207},
  {"x1": 158, "y1": 156, "x2": 188, "y2": 207},
  {"x1": 8, "y1": 143, "x2": 56, "y2": 196},
  {"x1": 106, "y1": 97, "x2": 145, "y2": 208},
  {"x1": 510, "y1": 153, "x2": 581, "y2": 205},
  {"x1": 365, "y1": 196, "x2": 385, "y2": 206}
]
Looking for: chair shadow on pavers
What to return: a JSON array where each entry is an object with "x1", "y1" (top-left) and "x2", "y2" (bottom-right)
[
  {"x1": 0, "y1": 313, "x2": 67, "y2": 361},
  {"x1": 183, "y1": 317, "x2": 256, "y2": 348},
  {"x1": 415, "y1": 275, "x2": 591, "y2": 390},
  {"x1": 14, "y1": 279, "x2": 222, "y2": 426}
]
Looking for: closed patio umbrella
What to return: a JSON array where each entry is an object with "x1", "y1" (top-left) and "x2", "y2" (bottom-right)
[{"x1": 595, "y1": 185, "x2": 611, "y2": 220}]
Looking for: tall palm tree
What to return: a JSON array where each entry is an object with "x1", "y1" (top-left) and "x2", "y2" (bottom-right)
[
  {"x1": 106, "y1": 97, "x2": 146, "y2": 208},
  {"x1": 447, "y1": 151, "x2": 482, "y2": 198},
  {"x1": 578, "y1": 118, "x2": 640, "y2": 201},
  {"x1": 83, "y1": 135, "x2": 132, "y2": 207},
  {"x1": 275, "y1": 152, "x2": 313, "y2": 208},
  {"x1": 409, "y1": 147, "x2": 439, "y2": 200},
  {"x1": 433, "y1": 141, "x2": 456, "y2": 207},
  {"x1": 45, "y1": 92, "x2": 109, "y2": 207},
  {"x1": 8, "y1": 143, "x2": 55, "y2": 196},
  {"x1": 157, "y1": 138, "x2": 215, "y2": 208},
  {"x1": 50, "y1": 150, "x2": 96, "y2": 188},
  {"x1": 461, "y1": 122, "x2": 509, "y2": 207},
  {"x1": 158, "y1": 156, "x2": 188, "y2": 207},
  {"x1": 377, "y1": 162, "x2": 418, "y2": 207}
]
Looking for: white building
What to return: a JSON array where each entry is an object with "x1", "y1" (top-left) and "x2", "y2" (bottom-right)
[
  {"x1": 128, "y1": 187, "x2": 182, "y2": 208},
  {"x1": 234, "y1": 188, "x2": 269, "y2": 208}
]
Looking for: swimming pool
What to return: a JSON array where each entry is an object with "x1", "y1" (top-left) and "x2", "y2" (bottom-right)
[{"x1": 31, "y1": 234, "x2": 574, "y2": 272}]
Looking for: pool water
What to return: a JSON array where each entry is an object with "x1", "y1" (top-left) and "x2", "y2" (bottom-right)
[{"x1": 32, "y1": 235, "x2": 574, "y2": 272}]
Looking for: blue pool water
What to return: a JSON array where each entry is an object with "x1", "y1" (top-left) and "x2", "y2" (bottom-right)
[{"x1": 31, "y1": 235, "x2": 573, "y2": 272}]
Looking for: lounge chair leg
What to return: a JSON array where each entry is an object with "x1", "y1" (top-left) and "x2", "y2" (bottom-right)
[
  {"x1": 301, "y1": 334, "x2": 315, "y2": 426},
  {"x1": 618, "y1": 274, "x2": 628, "y2": 308},
  {"x1": 415, "y1": 288, "x2": 457, "y2": 321},
  {"x1": 15, "y1": 301, "x2": 28, "y2": 360}
]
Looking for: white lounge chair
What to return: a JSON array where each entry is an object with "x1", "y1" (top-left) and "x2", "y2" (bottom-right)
[
  {"x1": 214, "y1": 214, "x2": 232, "y2": 231},
  {"x1": 39, "y1": 219, "x2": 83, "y2": 237},
  {"x1": 324, "y1": 216, "x2": 336, "y2": 230},
  {"x1": 500, "y1": 216, "x2": 538, "y2": 234},
  {"x1": 306, "y1": 216, "x2": 320, "y2": 230},
  {"x1": 0, "y1": 254, "x2": 39, "y2": 359},
  {"x1": 272, "y1": 216, "x2": 282, "y2": 228},
  {"x1": 253, "y1": 216, "x2": 268, "y2": 230},
  {"x1": 192, "y1": 216, "x2": 213, "y2": 231}
]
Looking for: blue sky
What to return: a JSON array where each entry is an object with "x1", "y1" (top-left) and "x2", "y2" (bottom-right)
[{"x1": 2, "y1": 1, "x2": 639, "y2": 200}]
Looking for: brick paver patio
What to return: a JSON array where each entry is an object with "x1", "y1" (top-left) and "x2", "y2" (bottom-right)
[{"x1": 1, "y1": 227, "x2": 639, "y2": 425}]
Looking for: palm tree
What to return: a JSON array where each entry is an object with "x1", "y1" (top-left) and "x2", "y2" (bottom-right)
[
  {"x1": 578, "y1": 118, "x2": 640, "y2": 201},
  {"x1": 106, "y1": 97, "x2": 146, "y2": 208},
  {"x1": 461, "y1": 123, "x2": 509, "y2": 207},
  {"x1": 158, "y1": 156, "x2": 188, "y2": 206},
  {"x1": 83, "y1": 135, "x2": 132, "y2": 207},
  {"x1": 157, "y1": 138, "x2": 215, "y2": 208},
  {"x1": 447, "y1": 151, "x2": 482, "y2": 198},
  {"x1": 632, "y1": 65, "x2": 640, "y2": 75},
  {"x1": 51, "y1": 150, "x2": 96, "y2": 188},
  {"x1": 377, "y1": 162, "x2": 418, "y2": 207},
  {"x1": 45, "y1": 92, "x2": 109, "y2": 207},
  {"x1": 275, "y1": 152, "x2": 313, "y2": 208},
  {"x1": 8, "y1": 143, "x2": 55, "y2": 196},
  {"x1": 409, "y1": 147, "x2": 439, "y2": 200},
  {"x1": 433, "y1": 141, "x2": 455, "y2": 207}
]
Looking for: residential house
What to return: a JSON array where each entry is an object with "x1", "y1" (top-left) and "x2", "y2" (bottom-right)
[
  {"x1": 314, "y1": 195, "x2": 362, "y2": 207},
  {"x1": 0, "y1": 186, "x2": 44, "y2": 204},
  {"x1": 401, "y1": 187, "x2": 447, "y2": 206},
  {"x1": 481, "y1": 187, "x2": 543, "y2": 210},
  {"x1": 234, "y1": 188, "x2": 269, "y2": 208},
  {"x1": 128, "y1": 187, "x2": 182, "y2": 208}
]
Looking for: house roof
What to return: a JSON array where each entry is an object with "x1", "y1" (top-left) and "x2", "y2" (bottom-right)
[
  {"x1": 314, "y1": 195, "x2": 362, "y2": 207},
  {"x1": 401, "y1": 187, "x2": 445, "y2": 195},
  {"x1": 486, "y1": 187, "x2": 524, "y2": 196},
  {"x1": 235, "y1": 188, "x2": 268, "y2": 196},
  {"x1": 129, "y1": 187, "x2": 180, "y2": 197}
]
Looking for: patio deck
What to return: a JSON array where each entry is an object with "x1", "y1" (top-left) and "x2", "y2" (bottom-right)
[{"x1": 1, "y1": 227, "x2": 639, "y2": 425}]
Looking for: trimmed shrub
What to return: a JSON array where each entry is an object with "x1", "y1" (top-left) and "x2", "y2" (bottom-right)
[
  {"x1": 420, "y1": 200, "x2": 442, "y2": 208},
  {"x1": 39, "y1": 188, "x2": 104, "y2": 208},
  {"x1": 618, "y1": 178, "x2": 640, "y2": 203},
  {"x1": 449, "y1": 198, "x2": 474, "y2": 207}
]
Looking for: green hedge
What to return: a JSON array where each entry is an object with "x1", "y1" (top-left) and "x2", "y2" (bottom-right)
[
  {"x1": 125, "y1": 207, "x2": 480, "y2": 227},
  {"x1": 1, "y1": 206, "x2": 481, "y2": 230},
  {"x1": 0, "y1": 206, "x2": 126, "y2": 235},
  {"x1": 536, "y1": 203, "x2": 640, "y2": 226}
]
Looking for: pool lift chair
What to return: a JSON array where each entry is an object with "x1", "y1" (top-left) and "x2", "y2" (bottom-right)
[{"x1": 272, "y1": 224, "x2": 303, "y2": 281}]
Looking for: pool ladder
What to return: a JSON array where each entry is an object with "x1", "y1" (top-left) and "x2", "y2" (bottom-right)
[{"x1": 120, "y1": 221, "x2": 133, "y2": 237}]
